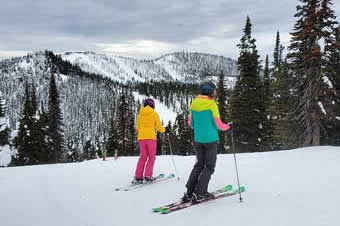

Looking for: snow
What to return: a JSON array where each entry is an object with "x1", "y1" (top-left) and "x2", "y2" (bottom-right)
[
  {"x1": 61, "y1": 52, "x2": 237, "y2": 85},
  {"x1": 18, "y1": 59, "x2": 32, "y2": 70},
  {"x1": 62, "y1": 52, "x2": 144, "y2": 83},
  {"x1": 1, "y1": 146, "x2": 339, "y2": 226},
  {"x1": 0, "y1": 117, "x2": 8, "y2": 132},
  {"x1": 318, "y1": 101, "x2": 327, "y2": 115},
  {"x1": 154, "y1": 55, "x2": 182, "y2": 80},
  {"x1": 0, "y1": 145, "x2": 11, "y2": 167},
  {"x1": 114, "y1": 57, "x2": 140, "y2": 82},
  {"x1": 58, "y1": 73, "x2": 69, "y2": 82},
  {"x1": 322, "y1": 76, "x2": 333, "y2": 89}
]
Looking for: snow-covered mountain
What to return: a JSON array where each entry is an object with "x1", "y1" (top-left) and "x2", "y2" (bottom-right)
[
  {"x1": 62, "y1": 51, "x2": 237, "y2": 87},
  {"x1": 0, "y1": 146, "x2": 339, "y2": 226},
  {"x1": 0, "y1": 50, "x2": 237, "y2": 159}
]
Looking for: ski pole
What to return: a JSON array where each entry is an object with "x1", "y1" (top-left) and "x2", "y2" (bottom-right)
[
  {"x1": 230, "y1": 128, "x2": 243, "y2": 202},
  {"x1": 167, "y1": 133, "x2": 180, "y2": 180}
]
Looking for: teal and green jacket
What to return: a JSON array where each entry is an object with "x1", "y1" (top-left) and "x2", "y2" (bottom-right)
[{"x1": 188, "y1": 95, "x2": 230, "y2": 143}]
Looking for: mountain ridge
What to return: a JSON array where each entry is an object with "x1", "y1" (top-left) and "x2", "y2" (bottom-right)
[{"x1": 61, "y1": 51, "x2": 237, "y2": 86}]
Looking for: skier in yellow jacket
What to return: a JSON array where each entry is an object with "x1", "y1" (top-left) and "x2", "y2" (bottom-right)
[{"x1": 132, "y1": 98, "x2": 165, "y2": 184}]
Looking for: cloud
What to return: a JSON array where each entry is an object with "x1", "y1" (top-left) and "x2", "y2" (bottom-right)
[
  {"x1": 1, "y1": 0, "x2": 339, "y2": 59},
  {"x1": 96, "y1": 40, "x2": 176, "y2": 58}
]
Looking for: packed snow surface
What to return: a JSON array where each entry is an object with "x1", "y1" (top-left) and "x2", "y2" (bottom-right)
[{"x1": 0, "y1": 146, "x2": 339, "y2": 226}]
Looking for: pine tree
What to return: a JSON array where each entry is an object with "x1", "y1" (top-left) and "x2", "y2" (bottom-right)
[
  {"x1": 262, "y1": 55, "x2": 274, "y2": 150},
  {"x1": 116, "y1": 92, "x2": 129, "y2": 156},
  {"x1": 273, "y1": 31, "x2": 281, "y2": 68},
  {"x1": 229, "y1": 16, "x2": 265, "y2": 152},
  {"x1": 323, "y1": 25, "x2": 340, "y2": 144},
  {"x1": 83, "y1": 139, "x2": 97, "y2": 160},
  {"x1": 28, "y1": 83, "x2": 46, "y2": 164},
  {"x1": 13, "y1": 83, "x2": 50, "y2": 165},
  {"x1": 106, "y1": 117, "x2": 119, "y2": 157},
  {"x1": 288, "y1": 0, "x2": 338, "y2": 146},
  {"x1": 216, "y1": 69, "x2": 229, "y2": 153},
  {"x1": 0, "y1": 92, "x2": 10, "y2": 147},
  {"x1": 176, "y1": 112, "x2": 193, "y2": 155},
  {"x1": 13, "y1": 83, "x2": 34, "y2": 165},
  {"x1": 48, "y1": 72, "x2": 65, "y2": 163},
  {"x1": 271, "y1": 33, "x2": 298, "y2": 149},
  {"x1": 271, "y1": 59, "x2": 298, "y2": 149},
  {"x1": 37, "y1": 101, "x2": 50, "y2": 163},
  {"x1": 126, "y1": 90, "x2": 137, "y2": 156}
]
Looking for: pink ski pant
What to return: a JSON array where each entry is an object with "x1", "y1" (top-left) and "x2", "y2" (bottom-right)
[{"x1": 135, "y1": 139, "x2": 157, "y2": 178}]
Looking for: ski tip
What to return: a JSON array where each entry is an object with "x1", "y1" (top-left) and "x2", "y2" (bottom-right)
[
  {"x1": 152, "y1": 207, "x2": 163, "y2": 212},
  {"x1": 232, "y1": 186, "x2": 246, "y2": 194}
]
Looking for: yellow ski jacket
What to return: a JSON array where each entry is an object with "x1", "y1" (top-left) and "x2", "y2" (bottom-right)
[{"x1": 136, "y1": 106, "x2": 165, "y2": 140}]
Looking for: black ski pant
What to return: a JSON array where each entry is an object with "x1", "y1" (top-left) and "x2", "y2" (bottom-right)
[{"x1": 185, "y1": 142, "x2": 217, "y2": 195}]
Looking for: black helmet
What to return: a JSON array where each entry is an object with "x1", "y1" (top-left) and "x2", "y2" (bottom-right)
[{"x1": 199, "y1": 81, "x2": 216, "y2": 96}]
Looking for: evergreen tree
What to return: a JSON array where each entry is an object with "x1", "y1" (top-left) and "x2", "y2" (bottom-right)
[
  {"x1": 229, "y1": 16, "x2": 265, "y2": 152},
  {"x1": 216, "y1": 69, "x2": 229, "y2": 153},
  {"x1": 288, "y1": 0, "x2": 338, "y2": 146},
  {"x1": 48, "y1": 72, "x2": 65, "y2": 163},
  {"x1": 271, "y1": 59, "x2": 298, "y2": 149},
  {"x1": 126, "y1": 90, "x2": 137, "y2": 156},
  {"x1": 37, "y1": 102, "x2": 50, "y2": 163},
  {"x1": 323, "y1": 25, "x2": 340, "y2": 144},
  {"x1": 106, "y1": 117, "x2": 119, "y2": 157},
  {"x1": 13, "y1": 83, "x2": 35, "y2": 165},
  {"x1": 116, "y1": 92, "x2": 129, "y2": 156},
  {"x1": 176, "y1": 112, "x2": 193, "y2": 155},
  {"x1": 0, "y1": 92, "x2": 10, "y2": 146},
  {"x1": 83, "y1": 139, "x2": 97, "y2": 160},
  {"x1": 13, "y1": 83, "x2": 50, "y2": 165},
  {"x1": 262, "y1": 55, "x2": 274, "y2": 150},
  {"x1": 273, "y1": 31, "x2": 281, "y2": 68},
  {"x1": 28, "y1": 83, "x2": 46, "y2": 164},
  {"x1": 263, "y1": 56, "x2": 271, "y2": 108},
  {"x1": 271, "y1": 33, "x2": 298, "y2": 149}
]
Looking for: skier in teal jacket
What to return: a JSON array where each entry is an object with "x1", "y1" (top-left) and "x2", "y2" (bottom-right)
[{"x1": 182, "y1": 81, "x2": 230, "y2": 202}]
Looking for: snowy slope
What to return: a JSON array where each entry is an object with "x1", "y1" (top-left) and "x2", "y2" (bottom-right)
[
  {"x1": 1, "y1": 146, "x2": 339, "y2": 226},
  {"x1": 62, "y1": 51, "x2": 237, "y2": 86},
  {"x1": 0, "y1": 145, "x2": 11, "y2": 167}
]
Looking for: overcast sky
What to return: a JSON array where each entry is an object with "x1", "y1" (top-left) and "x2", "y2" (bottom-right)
[{"x1": 1, "y1": 0, "x2": 339, "y2": 60}]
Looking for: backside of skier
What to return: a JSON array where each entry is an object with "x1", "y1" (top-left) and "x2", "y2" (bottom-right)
[
  {"x1": 132, "y1": 98, "x2": 165, "y2": 184},
  {"x1": 182, "y1": 81, "x2": 230, "y2": 201}
]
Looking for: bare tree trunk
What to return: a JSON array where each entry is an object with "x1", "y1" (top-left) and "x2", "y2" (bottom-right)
[
  {"x1": 312, "y1": 111, "x2": 320, "y2": 145},
  {"x1": 303, "y1": 116, "x2": 313, "y2": 146},
  {"x1": 303, "y1": 111, "x2": 321, "y2": 146}
]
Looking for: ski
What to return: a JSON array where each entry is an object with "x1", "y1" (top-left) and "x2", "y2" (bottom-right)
[
  {"x1": 152, "y1": 184, "x2": 233, "y2": 213},
  {"x1": 154, "y1": 186, "x2": 245, "y2": 214},
  {"x1": 114, "y1": 173, "x2": 175, "y2": 191}
]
